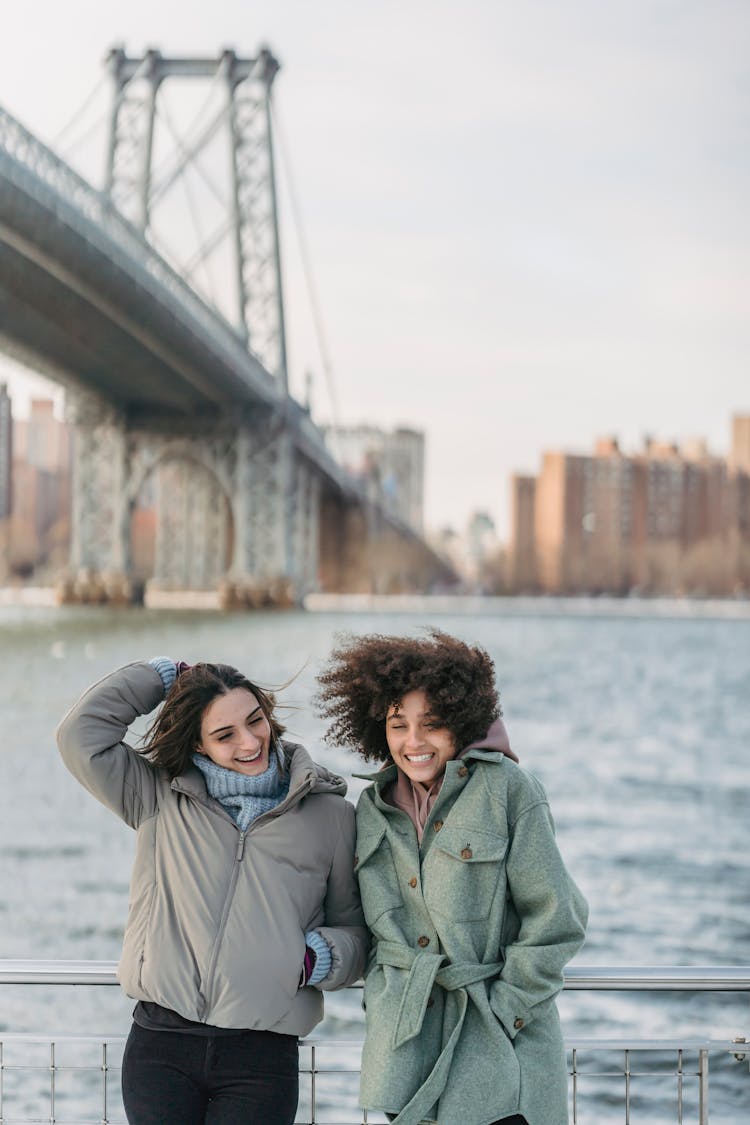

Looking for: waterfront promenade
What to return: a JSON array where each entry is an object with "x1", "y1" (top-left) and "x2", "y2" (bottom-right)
[{"x1": 0, "y1": 599, "x2": 748, "y2": 1120}]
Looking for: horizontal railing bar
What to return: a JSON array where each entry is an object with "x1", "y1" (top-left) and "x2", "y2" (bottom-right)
[
  {"x1": 1, "y1": 960, "x2": 749, "y2": 990},
  {"x1": 0, "y1": 960, "x2": 121, "y2": 984},
  {"x1": 560, "y1": 1038, "x2": 747, "y2": 1052},
  {"x1": 0, "y1": 1034, "x2": 743, "y2": 1053},
  {"x1": 564, "y1": 965, "x2": 750, "y2": 990}
]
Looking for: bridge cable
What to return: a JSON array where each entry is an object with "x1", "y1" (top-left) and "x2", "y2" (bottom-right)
[
  {"x1": 151, "y1": 98, "x2": 221, "y2": 309},
  {"x1": 56, "y1": 109, "x2": 112, "y2": 167},
  {"x1": 183, "y1": 217, "x2": 234, "y2": 283},
  {"x1": 149, "y1": 102, "x2": 231, "y2": 211},
  {"x1": 50, "y1": 72, "x2": 108, "y2": 153},
  {"x1": 271, "y1": 100, "x2": 342, "y2": 432},
  {"x1": 149, "y1": 72, "x2": 230, "y2": 209}
]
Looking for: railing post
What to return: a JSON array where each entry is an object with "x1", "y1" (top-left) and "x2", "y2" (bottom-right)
[
  {"x1": 310, "y1": 1041, "x2": 316, "y2": 1125},
  {"x1": 698, "y1": 1048, "x2": 709, "y2": 1125},
  {"x1": 102, "y1": 1040, "x2": 108, "y2": 1125},
  {"x1": 49, "y1": 1039, "x2": 56, "y2": 1124}
]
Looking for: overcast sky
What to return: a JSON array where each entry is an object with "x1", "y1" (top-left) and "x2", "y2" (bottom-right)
[{"x1": 1, "y1": 0, "x2": 749, "y2": 536}]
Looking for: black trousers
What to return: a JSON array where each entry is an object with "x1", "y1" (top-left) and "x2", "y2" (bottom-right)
[{"x1": 121, "y1": 1023, "x2": 299, "y2": 1125}]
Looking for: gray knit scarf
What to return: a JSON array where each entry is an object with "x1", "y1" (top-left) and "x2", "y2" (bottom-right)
[{"x1": 192, "y1": 747, "x2": 290, "y2": 831}]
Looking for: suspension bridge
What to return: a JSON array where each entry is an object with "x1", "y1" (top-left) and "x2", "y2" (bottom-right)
[{"x1": 0, "y1": 47, "x2": 453, "y2": 605}]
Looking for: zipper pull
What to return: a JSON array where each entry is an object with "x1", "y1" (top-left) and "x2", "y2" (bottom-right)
[{"x1": 236, "y1": 833, "x2": 246, "y2": 861}]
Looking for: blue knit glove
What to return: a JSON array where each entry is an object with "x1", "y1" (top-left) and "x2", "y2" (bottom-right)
[
  {"x1": 149, "y1": 658, "x2": 194, "y2": 694},
  {"x1": 300, "y1": 930, "x2": 332, "y2": 986},
  {"x1": 149, "y1": 657, "x2": 177, "y2": 693}
]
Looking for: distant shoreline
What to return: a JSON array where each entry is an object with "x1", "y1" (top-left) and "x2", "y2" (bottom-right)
[
  {"x1": 303, "y1": 592, "x2": 750, "y2": 619},
  {"x1": 1, "y1": 585, "x2": 749, "y2": 620}
]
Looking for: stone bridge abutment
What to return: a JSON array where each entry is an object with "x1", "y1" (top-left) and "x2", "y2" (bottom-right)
[{"x1": 58, "y1": 392, "x2": 452, "y2": 607}]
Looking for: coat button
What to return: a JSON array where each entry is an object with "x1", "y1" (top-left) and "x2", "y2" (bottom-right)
[
  {"x1": 427, "y1": 997, "x2": 434, "y2": 1008},
  {"x1": 433, "y1": 819, "x2": 444, "y2": 832},
  {"x1": 408, "y1": 877, "x2": 418, "y2": 888},
  {"x1": 513, "y1": 1018, "x2": 525, "y2": 1030},
  {"x1": 457, "y1": 765, "x2": 469, "y2": 778},
  {"x1": 417, "y1": 935, "x2": 430, "y2": 948},
  {"x1": 460, "y1": 847, "x2": 473, "y2": 859}
]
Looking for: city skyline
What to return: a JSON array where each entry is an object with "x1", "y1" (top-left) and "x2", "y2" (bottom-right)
[
  {"x1": 1, "y1": 1, "x2": 749, "y2": 535},
  {"x1": 510, "y1": 413, "x2": 750, "y2": 594}
]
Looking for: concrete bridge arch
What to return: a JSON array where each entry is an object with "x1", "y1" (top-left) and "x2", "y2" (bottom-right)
[
  {"x1": 61, "y1": 391, "x2": 321, "y2": 606},
  {"x1": 129, "y1": 441, "x2": 235, "y2": 593}
]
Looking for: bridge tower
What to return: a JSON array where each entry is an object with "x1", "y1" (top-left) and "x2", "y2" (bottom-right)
[
  {"x1": 104, "y1": 46, "x2": 287, "y2": 386},
  {"x1": 66, "y1": 48, "x2": 312, "y2": 605}
]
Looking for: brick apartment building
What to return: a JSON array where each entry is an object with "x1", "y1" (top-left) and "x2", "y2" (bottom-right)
[
  {"x1": 0, "y1": 384, "x2": 11, "y2": 520},
  {"x1": 5, "y1": 397, "x2": 72, "y2": 576},
  {"x1": 510, "y1": 415, "x2": 750, "y2": 595}
]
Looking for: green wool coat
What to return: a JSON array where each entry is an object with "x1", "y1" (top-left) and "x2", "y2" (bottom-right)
[{"x1": 354, "y1": 750, "x2": 588, "y2": 1125}]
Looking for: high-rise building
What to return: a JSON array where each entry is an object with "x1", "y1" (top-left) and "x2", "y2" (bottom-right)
[
  {"x1": 534, "y1": 451, "x2": 587, "y2": 592},
  {"x1": 11, "y1": 398, "x2": 72, "y2": 573},
  {"x1": 730, "y1": 414, "x2": 750, "y2": 473},
  {"x1": 513, "y1": 417, "x2": 750, "y2": 595},
  {"x1": 13, "y1": 398, "x2": 71, "y2": 473},
  {"x1": 0, "y1": 383, "x2": 11, "y2": 520},
  {"x1": 509, "y1": 474, "x2": 536, "y2": 590},
  {"x1": 324, "y1": 424, "x2": 425, "y2": 532}
]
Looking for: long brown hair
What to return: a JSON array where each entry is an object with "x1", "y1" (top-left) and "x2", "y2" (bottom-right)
[{"x1": 143, "y1": 663, "x2": 285, "y2": 779}]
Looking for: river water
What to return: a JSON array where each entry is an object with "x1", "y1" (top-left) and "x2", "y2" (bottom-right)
[{"x1": 0, "y1": 600, "x2": 748, "y2": 1122}]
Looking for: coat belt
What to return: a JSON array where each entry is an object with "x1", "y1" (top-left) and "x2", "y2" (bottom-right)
[{"x1": 375, "y1": 941, "x2": 504, "y2": 1125}]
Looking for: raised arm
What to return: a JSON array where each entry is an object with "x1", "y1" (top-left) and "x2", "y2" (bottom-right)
[{"x1": 56, "y1": 661, "x2": 167, "y2": 830}]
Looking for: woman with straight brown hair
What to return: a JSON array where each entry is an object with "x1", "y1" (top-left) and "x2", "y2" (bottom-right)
[{"x1": 58, "y1": 658, "x2": 368, "y2": 1125}]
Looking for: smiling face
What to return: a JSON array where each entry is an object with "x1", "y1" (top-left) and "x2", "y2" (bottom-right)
[
  {"x1": 197, "y1": 687, "x2": 272, "y2": 775},
  {"x1": 385, "y1": 688, "x2": 457, "y2": 788}
]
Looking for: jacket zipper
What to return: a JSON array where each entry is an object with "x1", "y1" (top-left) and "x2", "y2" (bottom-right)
[
  {"x1": 176, "y1": 774, "x2": 316, "y2": 1020},
  {"x1": 200, "y1": 827, "x2": 246, "y2": 1020}
]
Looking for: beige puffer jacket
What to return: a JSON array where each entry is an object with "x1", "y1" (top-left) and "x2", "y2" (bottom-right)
[{"x1": 57, "y1": 662, "x2": 368, "y2": 1035}]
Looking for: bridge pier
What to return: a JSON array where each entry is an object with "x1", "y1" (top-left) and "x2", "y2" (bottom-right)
[
  {"x1": 58, "y1": 394, "x2": 134, "y2": 605},
  {"x1": 60, "y1": 403, "x2": 326, "y2": 608},
  {"x1": 58, "y1": 399, "x2": 454, "y2": 607},
  {"x1": 152, "y1": 460, "x2": 231, "y2": 591},
  {"x1": 222, "y1": 425, "x2": 320, "y2": 609}
]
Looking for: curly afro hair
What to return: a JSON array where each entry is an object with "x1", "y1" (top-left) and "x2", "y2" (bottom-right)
[{"x1": 314, "y1": 629, "x2": 500, "y2": 763}]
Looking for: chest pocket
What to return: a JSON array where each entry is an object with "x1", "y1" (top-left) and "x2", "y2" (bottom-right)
[
  {"x1": 426, "y1": 824, "x2": 508, "y2": 922},
  {"x1": 355, "y1": 826, "x2": 403, "y2": 924}
]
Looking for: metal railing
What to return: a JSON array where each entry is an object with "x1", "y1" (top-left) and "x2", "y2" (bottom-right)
[{"x1": 0, "y1": 961, "x2": 747, "y2": 1124}]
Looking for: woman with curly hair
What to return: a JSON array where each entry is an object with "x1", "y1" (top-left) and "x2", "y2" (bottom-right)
[
  {"x1": 316, "y1": 630, "x2": 588, "y2": 1125},
  {"x1": 57, "y1": 659, "x2": 368, "y2": 1125}
]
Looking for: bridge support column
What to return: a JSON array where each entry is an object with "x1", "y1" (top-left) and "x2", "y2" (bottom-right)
[
  {"x1": 222, "y1": 423, "x2": 321, "y2": 608},
  {"x1": 222, "y1": 422, "x2": 294, "y2": 607},
  {"x1": 152, "y1": 461, "x2": 230, "y2": 590},
  {"x1": 292, "y1": 462, "x2": 320, "y2": 598},
  {"x1": 59, "y1": 394, "x2": 134, "y2": 604}
]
